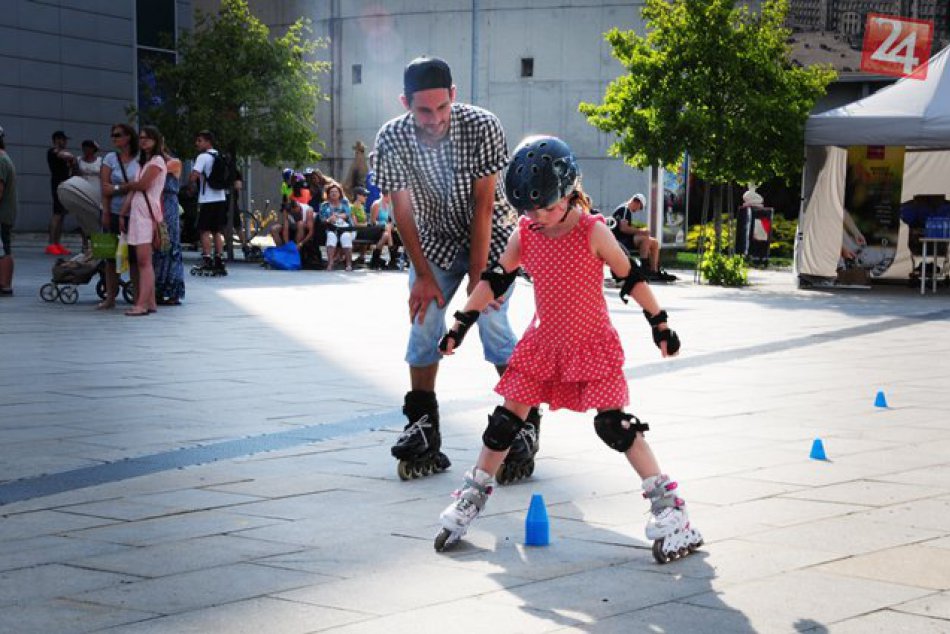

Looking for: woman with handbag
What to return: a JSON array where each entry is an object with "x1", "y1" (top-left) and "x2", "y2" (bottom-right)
[
  {"x1": 98, "y1": 123, "x2": 139, "y2": 309},
  {"x1": 118, "y1": 125, "x2": 167, "y2": 316}
]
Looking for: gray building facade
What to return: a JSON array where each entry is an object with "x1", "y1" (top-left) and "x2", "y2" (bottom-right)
[
  {"x1": 0, "y1": 0, "x2": 191, "y2": 231},
  {"x1": 225, "y1": 0, "x2": 653, "y2": 217}
]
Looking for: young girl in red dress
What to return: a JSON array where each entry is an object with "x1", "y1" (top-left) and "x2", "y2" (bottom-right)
[{"x1": 434, "y1": 136, "x2": 703, "y2": 563}]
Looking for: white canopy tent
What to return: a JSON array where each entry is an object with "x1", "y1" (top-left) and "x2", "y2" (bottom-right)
[{"x1": 796, "y1": 45, "x2": 950, "y2": 283}]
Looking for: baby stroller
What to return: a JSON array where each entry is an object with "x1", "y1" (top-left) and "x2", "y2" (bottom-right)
[{"x1": 40, "y1": 255, "x2": 134, "y2": 305}]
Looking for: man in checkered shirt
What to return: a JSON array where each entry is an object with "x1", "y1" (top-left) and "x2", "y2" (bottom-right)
[{"x1": 371, "y1": 56, "x2": 533, "y2": 478}]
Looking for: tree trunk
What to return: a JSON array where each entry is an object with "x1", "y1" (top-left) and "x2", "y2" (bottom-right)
[{"x1": 713, "y1": 183, "x2": 723, "y2": 253}]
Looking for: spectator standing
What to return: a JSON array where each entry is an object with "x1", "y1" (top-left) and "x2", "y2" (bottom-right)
[
  {"x1": 47, "y1": 130, "x2": 75, "y2": 255},
  {"x1": 188, "y1": 130, "x2": 228, "y2": 276},
  {"x1": 369, "y1": 56, "x2": 522, "y2": 478},
  {"x1": 320, "y1": 182, "x2": 355, "y2": 271},
  {"x1": 98, "y1": 123, "x2": 139, "y2": 310},
  {"x1": 154, "y1": 150, "x2": 185, "y2": 305},
  {"x1": 0, "y1": 125, "x2": 17, "y2": 296},
  {"x1": 76, "y1": 140, "x2": 102, "y2": 186},
  {"x1": 118, "y1": 125, "x2": 166, "y2": 317}
]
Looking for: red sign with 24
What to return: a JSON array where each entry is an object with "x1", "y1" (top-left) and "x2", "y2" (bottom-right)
[{"x1": 861, "y1": 13, "x2": 933, "y2": 79}]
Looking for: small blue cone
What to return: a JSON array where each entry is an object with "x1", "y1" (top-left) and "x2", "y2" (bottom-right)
[
  {"x1": 874, "y1": 390, "x2": 888, "y2": 408},
  {"x1": 809, "y1": 438, "x2": 827, "y2": 461},
  {"x1": 525, "y1": 493, "x2": 550, "y2": 546}
]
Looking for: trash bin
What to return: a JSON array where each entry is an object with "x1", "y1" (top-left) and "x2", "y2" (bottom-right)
[{"x1": 735, "y1": 206, "x2": 774, "y2": 264}]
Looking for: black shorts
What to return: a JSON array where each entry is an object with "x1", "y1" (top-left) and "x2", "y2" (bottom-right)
[
  {"x1": 51, "y1": 183, "x2": 67, "y2": 215},
  {"x1": 1, "y1": 223, "x2": 11, "y2": 257},
  {"x1": 197, "y1": 200, "x2": 228, "y2": 232}
]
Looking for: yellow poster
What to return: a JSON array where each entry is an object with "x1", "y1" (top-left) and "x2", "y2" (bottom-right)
[{"x1": 843, "y1": 145, "x2": 905, "y2": 277}]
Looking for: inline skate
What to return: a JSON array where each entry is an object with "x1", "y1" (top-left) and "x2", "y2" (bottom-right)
[
  {"x1": 392, "y1": 390, "x2": 451, "y2": 480},
  {"x1": 190, "y1": 255, "x2": 215, "y2": 277},
  {"x1": 434, "y1": 468, "x2": 493, "y2": 551},
  {"x1": 213, "y1": 254, "x2": 228, "y2": 276},
  {"x1": 496, "y1": 407, "x2": 541, "y2": 484},
  {"x1": 643, "y1": 474, "x2": 703, "y2": 564}
]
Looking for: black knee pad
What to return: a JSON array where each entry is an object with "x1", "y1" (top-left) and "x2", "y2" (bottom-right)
[
  {"x1": 482, "y1": 406, "x2": 525, "y2": 451},
  {"x1": 594, "y1": 410, "x2": 650, "y2": 453}
]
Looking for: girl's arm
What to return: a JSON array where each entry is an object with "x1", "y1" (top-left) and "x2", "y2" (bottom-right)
[
  {"x1": 126, "y1": 161, "x2": 162, "y2": 192},
  {"x1": 441, "y1": 230, "x2": 522, "y2": 355},
  {"x1": 370, "y1": 200, "x2": 380, "y2": 225},
  {"x1": 100, "y1": 163, "x2": 114, "y2": 225},
  {"x1": 591, "y1": 221, "x2": 678, "y2": 357}
]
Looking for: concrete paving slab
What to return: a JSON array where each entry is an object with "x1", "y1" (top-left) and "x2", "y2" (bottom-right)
[
  {"x1": 682, "y1": 570, "x2": 931, "y2": 631},
  {"x1": 894, "y1": 590, "x2": 950, "y2": 621},
  {"x1": 3, "y1": 246, "x2": 950, "y2": 632},
  {"x1": 69, "y1": 562, "x2": 333, "y2": 615},
  {"x1": 99, "y1": 597, "x2": 370, "y2": 633},
  {"x1": 818, "y1": 608, "x2": 950, "y2": 633},
  {"x1": 815, "y1": 544, "x2": 950, "y2": 590}
]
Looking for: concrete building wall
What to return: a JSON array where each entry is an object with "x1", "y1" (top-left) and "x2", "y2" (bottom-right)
[
  {"x1": 0, "y1": 0, "x2": 191, "y2": 231},
  {"x1": 233, "y1": 0, "x2": 651, "y2": 215}
]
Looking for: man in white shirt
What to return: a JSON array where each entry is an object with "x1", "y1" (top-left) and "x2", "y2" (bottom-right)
[
  {"x1": 613, "y1": 193, "x2": 663, "y2": 278},
  {"x1": 188, "y1": 130, "x2": 228, "y2": 275},
  {"x1": 270, "y1": 199, "x2": 315, "y2": 247}
]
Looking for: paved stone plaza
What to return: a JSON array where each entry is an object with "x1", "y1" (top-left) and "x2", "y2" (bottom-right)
[{"x1": 1, "y1": 240, "x2": 949, "y2": 633}]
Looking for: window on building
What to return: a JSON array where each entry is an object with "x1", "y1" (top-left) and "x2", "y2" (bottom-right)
[
  {"x1": 352, "y1": 64, "x2": 362, "y2": 85},
  {"x1": 136, "y1": 0, "x2": 177, "y2": 117},
  {"x1": 521, "y1": 57, "x2": 534, "y2": 78}
]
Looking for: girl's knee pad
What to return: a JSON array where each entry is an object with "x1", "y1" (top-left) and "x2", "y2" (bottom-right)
[
  {"x1": 594, "y1": 410, "x2": 650, "y2": 452},
  {"x1": 483, "y1": 405, "x2": 525, "y2": 451}
]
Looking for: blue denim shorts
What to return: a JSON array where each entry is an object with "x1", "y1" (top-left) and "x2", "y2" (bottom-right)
[{"x1": 406, "y1": 250, "x2": 517, "y2": 367}]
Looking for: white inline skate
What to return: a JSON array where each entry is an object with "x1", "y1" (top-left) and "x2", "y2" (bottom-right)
[
  {"x1": 643, "y1": 474, "x2": 704, "y2": 564},
  {"x1": 434, "y1": 468, "x2": 493, "y2": 552}
]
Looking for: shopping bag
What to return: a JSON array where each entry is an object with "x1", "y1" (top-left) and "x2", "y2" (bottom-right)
[
  {"x1": 116, "y1": 233, "x2": 130, "y2": 274},
  {"x1": 91, "y1": 232, "x2": 118, "y2": 259},
  {"x1": 263, "y1": 241, "x2": 301, "y2": 271}
]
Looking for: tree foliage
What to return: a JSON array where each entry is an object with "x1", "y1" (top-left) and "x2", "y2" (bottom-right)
[
  {"x1": 579, "y1": 0, "x2": 836, "y2": 186},
  {"x1": 136, "y1": 0, "x2": 329, "y2": 166}
]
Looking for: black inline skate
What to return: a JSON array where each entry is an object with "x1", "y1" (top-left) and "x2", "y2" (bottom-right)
[
  {"x1": 392, "y1": 390, "x2": 451, "y2": 480},
  {"x1": 190, "y1": 255, "x2": 216, "y2": 277},
  {"x1": 213, "y1": 254, "x2": 228, "y2": 276},
  {"x1": 496, "y1": 407, "x2": 541, "y2": 485}
]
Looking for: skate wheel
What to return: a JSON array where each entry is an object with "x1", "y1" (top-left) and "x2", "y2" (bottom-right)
[
  {"x1": 40, "y1": 283, "x2": 58, "y2": 302},
  {"x1": 396, "y1": 460, "x2": 413, "y2": 481},
  {"x1": 496, "y1": 463, "x2": 510, "y2": 485},
  {"x1": 59, "y1": 286, "x2": 79, "y2": 304},
  {"x1": 410, "y1": 461, "x2": 426, "y2": 478},
  {"x1": 435, "y1": 452, "x2": 451, "y2": 471},
  {"x1": 652, "y1": 540, "x2": 670, "y2": 564},
  {"x1": 434, "y1": 528, "x2": 454, "y2": 552},
  {"x1": 122, "y1": 281, "x2": 136, "y2": 304}
]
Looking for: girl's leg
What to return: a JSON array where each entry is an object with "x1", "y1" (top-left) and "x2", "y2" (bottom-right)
[
  {"x1": 128, "y1": 246, "x2": 140, "y2": 304},
  {"x1": 100, "y1": 260, "x2": 118, "y2": 308},
  {"x1": 624, "y1": 430, "x2": 661, "y2": 479},
  {"x1": 132, "y1": 244, "x2": 156, "y2": 312},
  {"x1": 473, "y1": 399, "x2": 532, "y2": 476}
]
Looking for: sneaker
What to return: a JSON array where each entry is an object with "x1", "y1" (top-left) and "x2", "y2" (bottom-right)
[
  {"x1": 57, "y1": 244, "x2": 72, "y2": 255},
  {"x1": 45, "y1": 244, "x2": 60, "y2": 255}
]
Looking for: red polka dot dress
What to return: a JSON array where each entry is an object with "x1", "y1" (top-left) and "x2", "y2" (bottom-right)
[{"x1": 495, "y1": 212, "x2": 628, "y2": 412}]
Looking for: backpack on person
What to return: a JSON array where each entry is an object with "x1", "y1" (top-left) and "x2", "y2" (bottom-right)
[{"x1": 203, "y1": 150, "x2": 236, "y2": 191}]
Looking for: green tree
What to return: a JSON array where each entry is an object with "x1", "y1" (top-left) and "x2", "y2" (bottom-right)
[
  {"x1": 580, "y1": 0, "x2": 835, "y2": 276},
  {"x1": 137, "y1": 0, "x2": 329, "y2": 167}
]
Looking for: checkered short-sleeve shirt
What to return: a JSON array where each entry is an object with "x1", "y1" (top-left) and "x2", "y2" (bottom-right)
[{"x1": 370, "y1": 103, "x2": 517, "y2": 271}]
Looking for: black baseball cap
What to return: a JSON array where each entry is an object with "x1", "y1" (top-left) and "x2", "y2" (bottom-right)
[
  {"x1": 52, "y1": 130, "x2": 69, "y2": 140},
  {"x1": 403, "y1": 56, "x2": 452, "y2": 99}
]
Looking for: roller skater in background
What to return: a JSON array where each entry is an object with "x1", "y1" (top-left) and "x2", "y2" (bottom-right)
[
  {"x1": 370, "y1": 56, "x2": 530, "y2": 481},
  {"x1": 434, "y1": 136, "x2": 703, "y2": 563}
]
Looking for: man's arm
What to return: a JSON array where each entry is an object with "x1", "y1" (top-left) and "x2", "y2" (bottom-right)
[{"x1": 467, "y1": 173, "x2": 495, "y2": 291}]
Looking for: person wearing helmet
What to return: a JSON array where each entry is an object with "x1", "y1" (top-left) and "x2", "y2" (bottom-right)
[
  {"x1": 433, "y1": 135, "x2": 702, "y2": 564},
  {"x1": 369, "y1": 56, "x2": 525, "y2": 481}
]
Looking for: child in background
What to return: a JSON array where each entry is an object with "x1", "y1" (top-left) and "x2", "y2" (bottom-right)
[{"x1": 434, "y1": 135, "x2": 703, "y2": 563}]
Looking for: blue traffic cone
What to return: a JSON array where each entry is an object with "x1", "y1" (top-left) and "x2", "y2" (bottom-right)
[
  {"x1": 809, "y1": 438, "x2": 827, "y2": 461},
  {"x1": 874, "y1": 390, "x2": 888, "y2": 408},
  {"x1": 525, "y1": 493, "x2": 550, "y2": 546}
]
